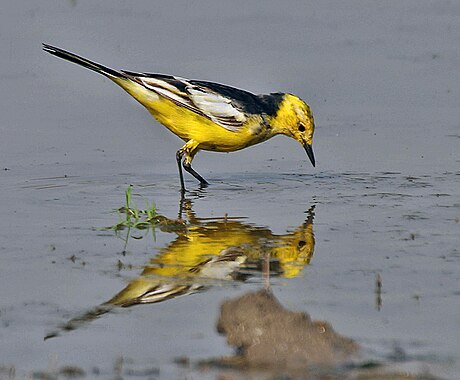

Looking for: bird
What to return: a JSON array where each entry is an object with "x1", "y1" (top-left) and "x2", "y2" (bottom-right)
[{"x1": 42, "y1": 44, "x2": 316, "y2": 192}]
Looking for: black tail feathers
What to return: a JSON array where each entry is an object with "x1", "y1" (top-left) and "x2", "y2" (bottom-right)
[{"x1": 42, "y1": 43, "x2": 123, "y2": 78}]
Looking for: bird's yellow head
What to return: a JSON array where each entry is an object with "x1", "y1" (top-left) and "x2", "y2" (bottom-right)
[{"x1": 271, "y1": 93, "x2": 316, "y2": 167}]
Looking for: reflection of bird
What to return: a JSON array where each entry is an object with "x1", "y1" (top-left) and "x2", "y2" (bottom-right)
[
  {"x1": 45, "y1": 202, "x2": 315, "y2": 339},
  {"x1": 43, "y1": 44, "x2": 316, "y2": 191},
  {"x1": 108, "y1": 204, "x2": 315, "y2": 306}
]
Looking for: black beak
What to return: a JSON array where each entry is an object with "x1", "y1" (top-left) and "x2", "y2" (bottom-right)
[{"x1": 303, "y1": 143, "x2": 315, "y2": 167}]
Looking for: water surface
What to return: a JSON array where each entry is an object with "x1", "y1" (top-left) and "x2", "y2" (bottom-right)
[{"x1": 1, "y1": 1, "x2": 459, "y2": 378}]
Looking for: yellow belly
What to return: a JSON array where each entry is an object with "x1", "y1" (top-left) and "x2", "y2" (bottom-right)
[{"x1": 148, "y1": 100, "x2": 268, "y2": 152}]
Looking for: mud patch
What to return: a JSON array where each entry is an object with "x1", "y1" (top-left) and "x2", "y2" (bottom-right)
[{"x1": 216, "y1": 289, "x2": 358, "y2": 369}]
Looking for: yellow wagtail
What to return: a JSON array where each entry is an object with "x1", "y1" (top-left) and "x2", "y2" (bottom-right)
[{"x1": 43, "y1": 44, "x2": 316, "y2": 191}]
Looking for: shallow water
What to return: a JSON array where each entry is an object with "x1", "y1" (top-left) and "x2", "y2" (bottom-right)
[{"x1": 1, "y1": 1, "x2": 459, "y2": 379}]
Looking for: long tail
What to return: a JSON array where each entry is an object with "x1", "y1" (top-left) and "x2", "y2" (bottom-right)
[{"x1": 42, "y1": 43, "x2": 124, "y2": 79}]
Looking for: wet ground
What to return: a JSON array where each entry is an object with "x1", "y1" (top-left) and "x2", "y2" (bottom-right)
[{"x1": 1, "y1": 1, "x2": 459, "y2": 379}]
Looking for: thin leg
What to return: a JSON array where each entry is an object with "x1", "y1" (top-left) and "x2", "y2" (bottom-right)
[
  {"x1": 183, "y1": 161, "x2": 209, "y2": 186},
  {"x1": 176, "y1": 150, "x2": 186, "y2": 193},
  {"x1": 176, "y1": 141, "x2": 208, "y2": 190}
]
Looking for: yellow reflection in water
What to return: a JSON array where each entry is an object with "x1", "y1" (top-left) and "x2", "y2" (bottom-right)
[
  {"x1": 109, "y1": 200, "x2": 315, "y2": 307},
  {"x1": 46, "y1": 199, "x2": 315, "y2": 339}
]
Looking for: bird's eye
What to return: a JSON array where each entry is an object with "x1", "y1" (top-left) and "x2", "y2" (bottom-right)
[{"x1": 298, "y1": 124, "x2": 306, "y2": 132}]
